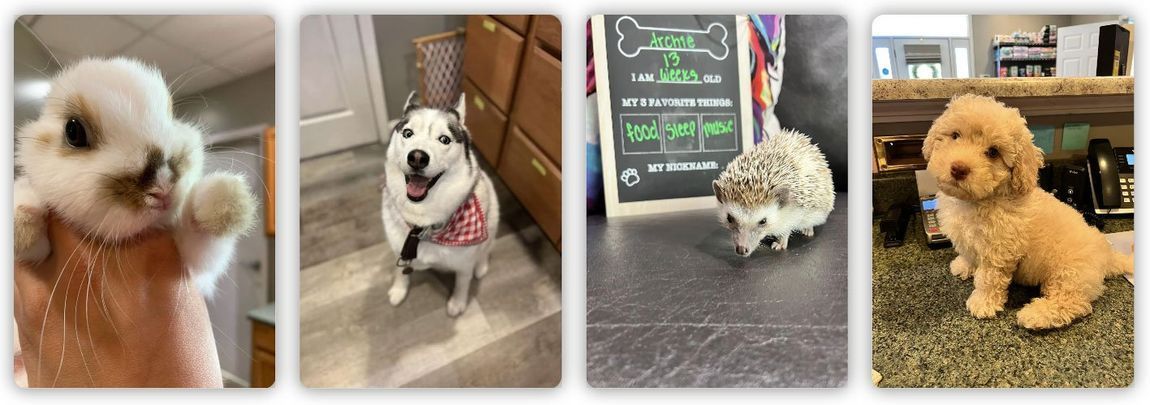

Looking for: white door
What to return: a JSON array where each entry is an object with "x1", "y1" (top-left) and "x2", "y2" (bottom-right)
[
  {"x1": 203, "y1": 134, "x2": 272, "y2": 385},
  {"x1": 1058, "y1": 22, "x2": 1115, "y2": 77},
  {"x1": 300, "y1": 15, "x2": 386, "y2": 158}
]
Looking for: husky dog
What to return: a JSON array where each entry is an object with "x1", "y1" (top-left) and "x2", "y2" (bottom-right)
[{"x1": 382, "y1": 92, "x2": 500, "y2": 317}]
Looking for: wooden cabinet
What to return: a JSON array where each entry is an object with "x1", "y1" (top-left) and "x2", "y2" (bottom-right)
[
  {"x1": 498, "y1": 126, "x2": 563, "y2": 245},
  {"x1": 463, "y1": 16, "x2": 525, "y2": 112},
  {"x1": 250, "y1": 320, "x2": 275, "y2": 388},
  {"x1": 463, "y1": 15, "x2": 563, "y2": 246}
]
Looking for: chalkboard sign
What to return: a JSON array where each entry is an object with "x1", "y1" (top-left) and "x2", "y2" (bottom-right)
[{"x1": 593, "y1": 15, "x2": 753, "y2": 217}]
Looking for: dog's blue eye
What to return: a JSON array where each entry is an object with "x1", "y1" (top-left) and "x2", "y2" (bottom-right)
[
  {"x1": 438, "y1": 135, "x2": 451, "y2": 145},
  {"x1": 402, "y1": 129, "x2": 413, "y2": 138}
]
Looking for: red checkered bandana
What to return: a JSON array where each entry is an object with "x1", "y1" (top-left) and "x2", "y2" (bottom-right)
[{"x1": 428, "y1": 193, "x2": 489, "y2": 246}]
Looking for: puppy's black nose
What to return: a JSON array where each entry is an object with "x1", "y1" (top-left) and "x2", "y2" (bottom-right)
[
  {"x1": 407, "y1": 150, "x2": 430, "y2": 170},
  {"x1": 951, "y1": 162, "x2": 970, "y2": 181}
]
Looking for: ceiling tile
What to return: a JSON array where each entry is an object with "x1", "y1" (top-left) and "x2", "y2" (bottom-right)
[
  {"x1": 153, "y1": 15, "x2": 274, "y2": 59},
  {"x1": 212, "y1": 32, "x2": 275, "y2": 75},
  {"x1": 118, "y1": 15, "x2": 171, "y2": 30},
  {"x1": 119, "y1": 36, "x2": 205, "y2": 84},
  {"x1": 32, "y1": 15, "x2": 143, "y2": 58}
]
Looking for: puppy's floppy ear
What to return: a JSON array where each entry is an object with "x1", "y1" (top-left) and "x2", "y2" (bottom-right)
[
  {"x1": 712, "y1": 180, "x2": 725, "y2": 204},
  {"x1": 922, "y1": 132, "x2": 940, "y2": 161},
  {"x1": 403, "y1": 91, "x2": 420, "y2": 115},
  {"x1": 1009, "y1": 129, "x2": 1044, "y2": 196},
  {"x1": 454, "y1": 93, "x2": 467, "y2": 125}
]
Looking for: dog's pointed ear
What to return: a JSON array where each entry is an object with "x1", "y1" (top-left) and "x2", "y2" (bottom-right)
[
  {"x1": 1009, "y1": 132, "x2": 1044, "y2": 196},
  {"x1": 403, "y1": 91, "x2": 420, "y2": 115},
  {"x1": 713, "y1": 180, "x2": 725, "y2": 204},
  {"x1": 454, "y1": 92, "x2": 467, "y2": 125}
]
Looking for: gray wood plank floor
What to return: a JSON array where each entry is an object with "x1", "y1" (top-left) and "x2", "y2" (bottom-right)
[{"x1": 299, "y1": 143, "x2": 562, "y2": 387}]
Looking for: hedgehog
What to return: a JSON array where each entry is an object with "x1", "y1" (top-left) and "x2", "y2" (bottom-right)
[{"x1": 712, "y1": 128, "x2": 835, "y2": 257}]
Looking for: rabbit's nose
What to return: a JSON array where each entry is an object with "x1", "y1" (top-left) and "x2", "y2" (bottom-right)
[
  {"x1": 951, "y1": 162, "x2": 970, "y2": 181},
  {"x1": 146, "y1": 191, "x2": 171, "y2": 210},
  {"x1": 407, "y1": 150, "x2": 430, "y2": 170}
]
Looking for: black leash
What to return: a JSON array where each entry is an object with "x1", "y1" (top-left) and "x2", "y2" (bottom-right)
[{"x1": 397, "y1": 226, "x2": 425, "y2": 274}]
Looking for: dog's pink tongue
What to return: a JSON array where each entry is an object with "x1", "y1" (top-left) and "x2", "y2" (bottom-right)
[{"x1": 407, "y1": 175, "x2": 430, "y2": 198}]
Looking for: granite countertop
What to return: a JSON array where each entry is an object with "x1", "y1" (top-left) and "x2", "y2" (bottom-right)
[
  {"x1": 872, "y1": 215, "x2": 1133, "y2": 387},
  {"x1": 248, "y1": 303, "x2": 275, "y2": 326},
  {"x1": 873, "y1": 77, "x2": 1134, "y2": 101},
  {"x1": 586, "y1": 194, "x2": 848, "y2": 388}
]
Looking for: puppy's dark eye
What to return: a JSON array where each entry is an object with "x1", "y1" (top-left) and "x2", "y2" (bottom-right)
[
  {"x1": 402, "y1": 128, "x2": 414, "y2": 139},
  {"x1": 726, "y1": 214, "x2": 735, "y2": 224},
  {"x1": 951, "y1": 132, "x2": 960, "y2": 140},
  {"x1": 758, "y1": 218, "x2": 768, "y2": 226},
  {"x1": 438, "y1": 135, "x2": 452, "y2": 145},
  {"x1": 986, "y1": 147, "x2": 1000, "y2": 159},
  {"x1": 64, "y1": 118, "x2": 89, "y2": 148}
]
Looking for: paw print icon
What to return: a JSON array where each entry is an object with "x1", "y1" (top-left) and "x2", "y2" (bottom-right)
[{"x1": 620, "y1": 168, "x2": 641, "y2": 187}]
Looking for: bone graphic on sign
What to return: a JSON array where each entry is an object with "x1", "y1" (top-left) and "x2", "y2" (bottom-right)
[{"x1": 614, "y1": 16, "x2": 730, "y2": 61}]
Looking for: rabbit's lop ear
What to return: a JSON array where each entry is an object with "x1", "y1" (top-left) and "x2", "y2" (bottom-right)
[
  {"x1": 454, "y1": 93, "x2": 467, "y2": 125},
  {"x1": 403, "y1": 91, "x2": 420, "y2": 115}
]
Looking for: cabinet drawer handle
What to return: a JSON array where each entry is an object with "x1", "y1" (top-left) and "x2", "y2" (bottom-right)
[
  {"x1": 473, "y1": 95, "x2": 486, "y2": 111},
  {"x1": 482, "y1": 19, "x2": 497, "y2": 32},
  {"x1": 531, "y1": 158, "x2": 547, "y2": 177}
]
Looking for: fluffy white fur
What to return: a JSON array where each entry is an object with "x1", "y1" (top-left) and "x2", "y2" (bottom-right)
[
  {"x1": 382, "y1": 92, "x2": 500, "y2": 317},
  {"x1": 713, "y1": 129, "x2": 835, "y2": 256},
  {"x1": 923, "y1": 94, "x2": 1133, "y2": 329},
  {"x1": 13, "y1": 57, "x2": 255, "y2": 297}
]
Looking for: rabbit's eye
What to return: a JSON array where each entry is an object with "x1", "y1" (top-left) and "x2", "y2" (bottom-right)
[
  {"x1": 951, "y1": 132, "x2": 960, "y2": 140},
  {"x1": 402, "y1": 128, "x2": 414, "y2": 139},
  {"x1": 64, "y1": 118, "x2": 89, "y2": 148},
  {"x1": 438, "y1": 135, "x2": 452, "y2": 145}
]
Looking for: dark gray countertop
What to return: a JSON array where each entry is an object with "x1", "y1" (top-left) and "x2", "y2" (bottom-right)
[
  {"x1": 586, "y1": 194, "x2": 848, "y2": 387},
  {"x1": 872, "y1": 215, "x2": 1133, "y2": 387}
]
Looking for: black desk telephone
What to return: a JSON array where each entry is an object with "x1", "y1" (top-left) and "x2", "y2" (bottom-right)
[{"x1": 1086, "y1": 139, "x2": 1134, "y2": 215}]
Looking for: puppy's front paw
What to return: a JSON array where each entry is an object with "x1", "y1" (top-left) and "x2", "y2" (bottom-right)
[
  {"x1": 14, "y1": 206, "x2": 49, "y2": 263},
  {"x1": 966, "y1": 290, "x2": 1004, "y2": 319},
  {"x1": 446, "y1": 296, "x2": 468, "y2": 317},
  {"x1": 388, "y1": 283, "x2": 409, "y2": 306},
  {"x1": 1016, "y1": 298, "x2": 1085, "y2": 330},
  {"x1": 949, "y1": 257, "x2": 974, "y2": 280},
  {"x1": 191, "y1": 174, "x2": 255, "y2": 236}
]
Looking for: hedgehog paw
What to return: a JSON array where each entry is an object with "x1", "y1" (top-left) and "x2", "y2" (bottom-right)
[
  {"x1": 770, "y1": 236, "x2": 790, "y2": 251},
  {"x1": 801, "y1": 227, "x2": 815, "y2": 238}
]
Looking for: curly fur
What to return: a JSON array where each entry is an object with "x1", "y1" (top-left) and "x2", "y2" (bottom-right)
[
  {"x1": 923, "y1": 94, "x2": 1133, "y2": 329},
  {"x1": 713, "y1": 128, "x2": 834, "y2": 256}
]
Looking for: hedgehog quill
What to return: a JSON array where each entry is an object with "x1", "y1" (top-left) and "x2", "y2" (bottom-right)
[{"x1": 712, "y1": 129, "x2": 835, "y2": 257}]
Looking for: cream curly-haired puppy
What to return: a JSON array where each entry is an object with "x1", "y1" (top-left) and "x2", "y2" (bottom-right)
[{"x1": 923, "y1": 94, "x2": 1133, "y2": 330}]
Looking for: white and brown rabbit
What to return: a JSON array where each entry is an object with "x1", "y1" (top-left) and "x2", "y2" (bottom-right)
[{"x1": 14, "y1": 57, "x2": 255, "y2": 296}]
